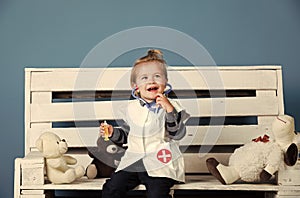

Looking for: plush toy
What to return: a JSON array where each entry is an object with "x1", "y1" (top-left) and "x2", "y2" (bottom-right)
[
  {"x1": 36, "y1": 132, "x2": 85, "y2": 184},
  {"x1": 206, "y1": 114, "x2": 299, "y2": 184},
  {"x1": 86, "y1": 136, "x2": 126, "y2": 179}
]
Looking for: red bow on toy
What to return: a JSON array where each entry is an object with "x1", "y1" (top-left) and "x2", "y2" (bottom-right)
[{"x1": 252, "y1": 134, "x2": 270, "y2": 143}]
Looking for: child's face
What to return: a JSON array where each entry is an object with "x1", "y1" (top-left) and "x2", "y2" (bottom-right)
[{"x1": 133, "y1": 62, "x2": 167, "y2": 103}]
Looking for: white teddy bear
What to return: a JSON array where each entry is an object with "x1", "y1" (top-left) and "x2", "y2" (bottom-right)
[
  {"x1": 206, "y1": 114, "x2": 298, "y2": 184},
  {"x1": 36, "y1": 132, "x2": 85, "y2": 184}
]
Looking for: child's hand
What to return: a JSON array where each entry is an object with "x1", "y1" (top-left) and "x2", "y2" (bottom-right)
[
  {"x1": 99, "y1": 122, "x2": 113, "y2": 139},
  {"x1": 156, "y1": 93, "x2": 174, "y2": 113}
]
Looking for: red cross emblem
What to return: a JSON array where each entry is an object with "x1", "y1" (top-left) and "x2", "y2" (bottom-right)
[{"x1": 157, "y1": 149, "x2": 172, "y2": 163}]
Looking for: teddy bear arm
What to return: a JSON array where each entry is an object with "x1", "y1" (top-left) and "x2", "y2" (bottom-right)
[
  {"x1": 63, "y1": 155, "x2": 77, "y2": 165},
  {"x1": 47, "y1": 158, "x2": 67, "y2": 169}
]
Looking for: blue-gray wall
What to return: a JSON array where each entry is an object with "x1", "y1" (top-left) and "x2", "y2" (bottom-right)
[{"x1": 1, "y1": 1, "x2": 299, "y2": 197}]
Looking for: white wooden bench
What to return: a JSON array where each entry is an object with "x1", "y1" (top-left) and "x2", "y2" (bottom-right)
[{"x1": 14, "y1": 66, "x2": 300, "y2": 198}]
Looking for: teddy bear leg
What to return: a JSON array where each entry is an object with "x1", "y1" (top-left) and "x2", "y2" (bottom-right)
[
  {"x1": 206, "y1": 158, "x2": 240, "y2": 185},
  {"x1": 86, "y1": 164, "x2": 98, "y2": 179},
  {"x1": 259, "y1": 170, "x2": 272, "y2": 182},
  {"x1": 284, "y1": 143, "x2": 298, "y2": 166},
  {"x1": 62, "y1": 169, "x2": 77, "y2": 183},
  {"x1": 74, "y1": 165, "x2": 85, "y2": 179},
  {"x1": 206, "y1": 158, "x2": 226, "y2": 184},
  {"x1": 216, "y1": 163, "x2": 240, "y2": 184}
]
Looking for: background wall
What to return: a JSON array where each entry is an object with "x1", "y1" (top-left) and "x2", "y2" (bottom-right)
[{"x1": 1, "y1": 0, "x2": 299, "y2": 197}]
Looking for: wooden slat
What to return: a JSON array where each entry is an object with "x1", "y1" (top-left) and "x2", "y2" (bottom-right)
[
  {"x1": 66, "y1": 153, "x2": 93, "y2": 171},
  {"x1": 23, "y1": 151, "x2": 231, "y2": 174},
  {"x1": 28, "y1": 124, "x2": 273, "y2": 149},
  {"x1": 181, "y1": 125, "x2": 268, "y2": 146},
  {"x1": 183, "y1": 153, "x2": 231, "y2": 173},
  {"x1": 30, "y1": 93, "x2": 279, "y2": 122},
  {"x1": 31, "y1": 92, "x2": 52, "y2": 104},
  {"x1": 168, "y1": 69, "x2": 278, "y2": 90},
  {"x1": 31, "y1": 69, "x2": 131, "y2": 91},
  {"x1": 30, "y1": 67, "x2": 279, "y2": 91},
  {"x1": 28, "y1": 127, "x2": 98, "y2": 149},
  {"x1": 257, "y1": 116, "x2": 279, "y2": 139},
  {"x1": 64, "y1": 152, "x2": 232, "y2": 174}
]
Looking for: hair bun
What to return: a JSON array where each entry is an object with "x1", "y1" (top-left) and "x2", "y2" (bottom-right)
[
  {"x1": 133, "y1": 49, "x2": 166, "y2": 67},
  {"x1": 148, "y1": 49, "x2": 163, "y2": 59}
]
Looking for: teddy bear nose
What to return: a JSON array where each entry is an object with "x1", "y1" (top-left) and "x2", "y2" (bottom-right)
[{"x1": 61, "y1": 139, "x2": 66, "y2": 142}]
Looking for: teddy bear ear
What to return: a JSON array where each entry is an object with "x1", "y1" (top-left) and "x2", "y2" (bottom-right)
[{"x1": 35, "y1": 138, "x2": 43, "y2": 152}]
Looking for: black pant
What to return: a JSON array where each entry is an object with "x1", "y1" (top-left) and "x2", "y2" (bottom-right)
[{"x1": 102, "y1": 160, "x2": 175, "y2": 198}]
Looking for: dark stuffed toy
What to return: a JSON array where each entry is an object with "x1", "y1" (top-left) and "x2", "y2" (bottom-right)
[{"x1": 86, "y1": 136, "x2": 126, "y2": 179}]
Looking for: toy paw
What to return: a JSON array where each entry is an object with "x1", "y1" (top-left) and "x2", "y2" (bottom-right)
[
  {"x1": 284, "y1": 143, "x2": 298, "y2": 166},
  {"x1": 86, "y1": 164, "x2": 97, "y2": 179},
  {"x1": 64, "y1": 169, "x2": 77, "y2": 183},
  {"x1": 259, "y1": 170, "x2": 272, "y2": 182},
  {"x1": 206, "y1": 158, "x2": 226, "y2": 185},
  {"x1": 75, "y1": 166, "x2": 85, "y2": 178}
]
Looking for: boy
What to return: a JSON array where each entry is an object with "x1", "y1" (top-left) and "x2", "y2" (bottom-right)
[{"x1": 100, "y1": 49, "x2": 190, "y2": 198}]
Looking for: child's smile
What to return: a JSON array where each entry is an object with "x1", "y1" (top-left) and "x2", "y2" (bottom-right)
[{"x1": 147, "y1": 85, "x2": 159, "y2": 92}]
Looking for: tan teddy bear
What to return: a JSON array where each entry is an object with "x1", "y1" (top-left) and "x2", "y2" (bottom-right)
[{"x1": 36, "y1": 132, "x2": 85, "y2": 184}]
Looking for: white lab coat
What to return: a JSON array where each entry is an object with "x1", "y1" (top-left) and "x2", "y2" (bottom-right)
[{"x1": 115, "y1": 99, "x2": 188, "y2": 182}]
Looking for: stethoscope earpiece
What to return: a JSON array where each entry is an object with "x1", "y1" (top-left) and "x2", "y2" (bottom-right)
[{"x1": 164, "y1": 83, "x2": 172, "y2": 95}]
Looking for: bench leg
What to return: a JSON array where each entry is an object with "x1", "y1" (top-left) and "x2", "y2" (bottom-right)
[
  {"x1": 14, "y1": 158, "x2": 22, "y2": 198},
  {"x1": 20, "y1": 190, "x2": 54, "y2": 198},
  {"x1": 170, "y1": 189, "x2": 174, "y2": 198}
]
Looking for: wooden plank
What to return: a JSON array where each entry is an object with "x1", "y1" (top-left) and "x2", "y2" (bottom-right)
[
  {"x1": 27, "y1": 125, "x2": 267, "y2": 150},
  {"x1": 31, "y1": 69, "x2": 131, "y2": 91},
  {"x1": 257, "y1": 116, "x2": 278, "y2": 139},
  {"x1": 30, "y1": 68, "x2": 279, "y2": 91},
  {"x1": 18, "y1": 152, "x2": 229, "y2": 177},
  {"x1": 181, "y1": 125, "x2": 267, "y2": 146},
  {"x1": 31, "y1": 92, "x2": 52, "y2": 104},
  {"x1": 183, "y1": 153, "x2": 231, "y2": 173},
  {"x1": 168, "y1": 69, "x2": 278, "y2": 90},
  {"x1": 30, "y1": 94, "x2": 279, "y2": 123},
  {"x1": 66, "y1": 153, "x2": 231, "y2": 174},
  {"x1": 28, "y1": 127, "x2": 99, "y2": 149},
  {"x1": 19, "y1": 151, "x2": 230, "y2": 175},
  {"x1": 66, "y1": 153, "x2": 93, "y2": 171}
]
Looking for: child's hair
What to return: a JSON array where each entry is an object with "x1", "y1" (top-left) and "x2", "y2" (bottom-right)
[{"x1": 130, "y1": 49, "x2": 168, "y2": 87}]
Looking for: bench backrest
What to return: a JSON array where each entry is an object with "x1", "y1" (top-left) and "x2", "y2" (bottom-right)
[{"x1": 25, "y1": 66, "x2": 284, "y2": 173}]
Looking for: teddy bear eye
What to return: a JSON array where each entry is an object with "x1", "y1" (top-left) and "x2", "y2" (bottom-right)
[
  {"x1": 56, "y1": 141, "x2": 59, "y2": 144},
  {"x1": 106, "y1": 145, "x2": 118, "y2": 154}
]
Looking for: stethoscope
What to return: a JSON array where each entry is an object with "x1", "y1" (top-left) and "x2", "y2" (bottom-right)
[{"x1": 131, "y1": 83, "x2": 172, "y2": 113}]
